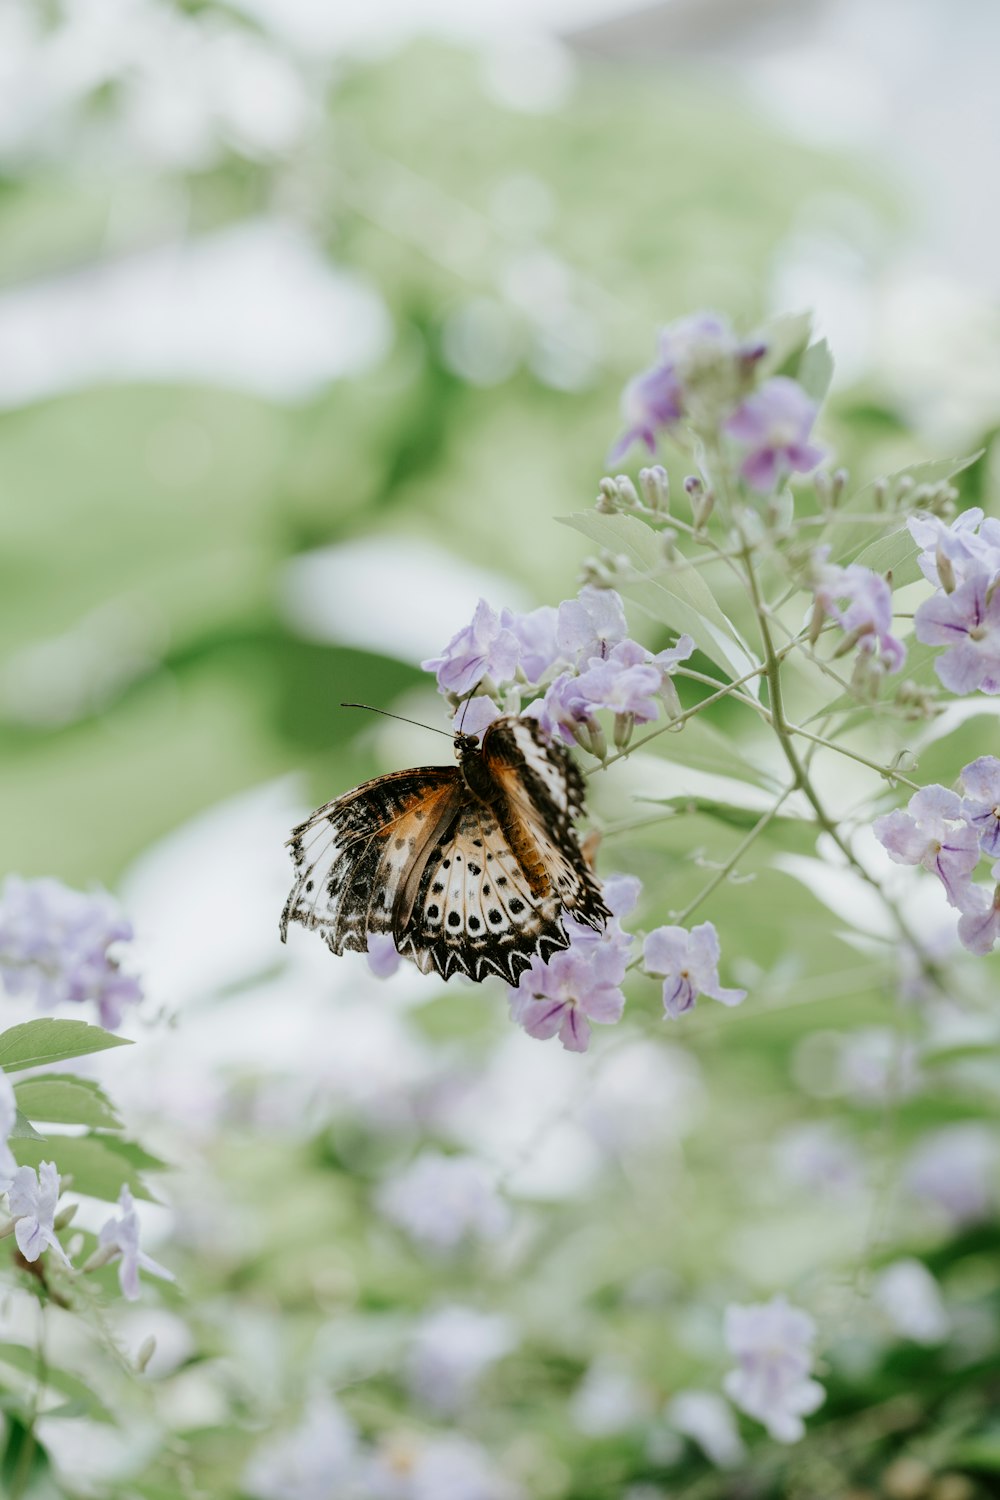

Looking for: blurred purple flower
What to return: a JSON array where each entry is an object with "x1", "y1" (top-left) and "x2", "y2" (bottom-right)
[
  {"x1": 908, "y1": 507, "x2": 1000, "y2": 591},
  {"x1": 0, "y1": 1071, "x2": 17, "y2": 1193},
  {"x1": 376, "y1": 1152, "x2": 509, "y2": 1253},
  {"x1": 0, "y1": 875, "x2": 141, "y2": 1029},
  {"x1": 406, "y1": 1305, "x2": 516, "y2": 1415},
  {"x1": 570, "y1": 1358, "x2": 652, "y2": 1435},
  {"x1": 8, "y1": 1161, "x2": 69, "y2": 1264},
  {"x1": 98, "y1": 1184, "x2": 175, "y2": 1301},
  {"x1": 365, "y1": 1433, "x2": 521, "y2": 1500},
  {"x1": 904, "y1": 1124, "x2": 999, "y2": 1226},
  {"x1": 724, "y1": 377, "x2": 824, "y2": 492},
  {"x1": 873, "y1": 1259, "x2": 950, "y2": 1346},
  {"x1": 812, "y1": 551, "x2": 905, "y2": 671},
  {"x1": 556, "y1": 586, "x2": 628, "y2": 667},
  {"x1": 956, "y1": 882, "x2": 1000, "y2": 954},
  {"x1": 499, "y1": 604, "x2": 561, "y2": 685},
  {"x1": 913, "y1": 573, "x2": 1000, "y2": 695},
  {"x1": 421, "y1": 599, "x2": 520, "y2": 697},
  {"x1": 772, "y1": 1121, "x2": 864, "y2": 1198},
  {"x1": 508, "y1": 875, "x2": 638, "y2": 1052},
  {"x1": 723, "y1": 1295, "x2": 825, "y2": 1443},
  {"x1": 244, "y1": 1394, "x2": 359, "y2": 1500},
  {"x1": 643, "y1": 921, "x2": 745, "y2": 1019},
  {"x1": 366, "y1": 933, "x2": 402, "y2": 979},
  {"x1": 667, "y1": 1390, "x2": 746, "y2": 1469},
  {"x1": 960, "y1": 755, "x2": 1000, "y2": 857},
  {"x1": 873, "y1": 785, "x2": 980, "y2": 909},
  {"x1": 609, "y1": 362, "x2": 684, "y2": 461}
]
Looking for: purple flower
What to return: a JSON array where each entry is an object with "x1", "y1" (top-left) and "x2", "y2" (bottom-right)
[
  {"x1": 499, "y1": 604, "x2": 561, "y2": 685},
  {"x1": 812, "y1": 551, "x2": 905, "y2": 671},
  {"x1": 609, "y1": 362, "x2": 684, "y2": 461},
  {"x1": 508, "y1": 875, "x2": 638, "y2": 1052},
  {"x1": 914, "y1": 573, "x2": 1000, "y2": 694},
  {"x1": 873, "y1": 1259, "x2": 949, "y2": 1346},
  {"x1": 365, "y1": 1433, "x2": 520, "y2": 1500},
  {"x1": 244, "y1": 1394, "x2": 359, "y2": 1500},
  {"x1": 7, "y1": 1161, "x2": 70, "y2": 1264},
  {"x1": 406, "y1": 1305, "x2": 516, "y2": 1415},
  {"x1": 421, "y1": 600, "x2": 520, "y2": 698},
  {"x1": 525, "y1": 672, "x2": 599, "y2": 749},
  {"x1": 0, "y1": 876, "x2": 141, "y2": 1030},
  {"x1": 570, "y1": 656, "x2": 664, "y2": 724},
  {"x1": 905, "y1": 1124, "x2": 999, "y2": 1226},
  {"x1": 366, "y1": 934, "x2": 402, "y2": 979},
  {"x1": 451, "y1": 695, "x2": 502, "y2": 742},
  {"x1": 98, "y1": 1184, "x2": 175, "y2": 1300},
  {"x1": 960, "y1": 755, "x2": 1000, "y2": 857},
  {"x1": 956, "y1": 882, "x2": 1000, "y2": 954},
  {"x1": 0, "y1": 1071, "x2": 17, "y2": 1193},
  {"x1": 643, "y1": 921, "x2": 746, "y2": 1019},
  {"x1": 376, "y1": 1152, "x2": 509, "y2": 1253},
  {"x1": 667, "y1": 1390, "x2": 746, "y2": 1469},
  {"x1": 908, "y1": 508, "x2": 1000, "y2": 592},
  {"x1": 722, "y1": 1295, "x2": 825, "y2": 1444},
  {"x1": 555, "y1": 586, "x2": 628, "y2": 668},
  {"x1": 724, "y1": 377, "x2": 824, "y2": 492},
  {"x1": 873, "y1": 785, "x2": 980, "y2": 909}
]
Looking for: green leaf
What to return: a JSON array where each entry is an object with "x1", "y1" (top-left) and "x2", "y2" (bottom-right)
[
  {"x1": 9, "y1": 1111, "x2": 44, "y2": 1142},
  {"x1": 0, "y1": 1020, "x2": 131, "y2": 1074},
  {"x1": 821, "y1": 451, "x2": 983, "y2": 567},
  {"x1": 98, "y1": 1135, "x2": 169, "y2": 1174},
  {"x1": 797, "y1": 338, "x2": 834, "y2": 404},
  {"x1": 14, "y1": 1076, "x2": 123, "y2": 1130},
  {"x1": 632, "y1": 714, "x2": 777, "y2": 789},
  {"x1": 849, "y1": 525, "x2": 921, "y2": 588},
  {"x1": 12, "y1": 1135, "x2": 157, "y2": 1204},
  {"x1": 0, "y1": 1344, "x2": 113, "y2": 1423},
  {"x1": 755, "y1": 310, "x2": 813, "y2": 377},
  {"x1": 635, "y1": 794, "x2": 802, "y2": 833},
  {"x1": 559, "y1": 511, "x2": 760, "y2": 685}
]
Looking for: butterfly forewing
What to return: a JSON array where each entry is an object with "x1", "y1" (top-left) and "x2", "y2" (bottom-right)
[
  {"x1": 281, "y1": 715, "x2": 609, "y2": 983},
  {"x1": 280, "y1": 768, "x2": 460, "y2": 954}
]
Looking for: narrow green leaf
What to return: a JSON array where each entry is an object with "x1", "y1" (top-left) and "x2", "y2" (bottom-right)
[
  {"x1": 0, "y1": 1020, "x2": 131, "y2": 1073},
  {"x1": 14, "y1": 1077, "x2": 123, "y2": 1131},
  {"x1": 559, "y1": 511, "x2": 760, "y2": 685},
  {"x1": 798, "y1": 338, "x2": 834, "y2": 403},
  {"x1": 12, "y1": 1135, "x2": 157, "y2": 1204}
]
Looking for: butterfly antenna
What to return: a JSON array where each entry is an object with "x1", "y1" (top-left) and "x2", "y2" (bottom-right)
[{"x1": 340, "y1": 703, "x2": 454, "y2": 739}]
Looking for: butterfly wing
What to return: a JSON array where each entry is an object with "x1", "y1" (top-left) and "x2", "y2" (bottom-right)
[
  {"x1": 280, "y1": 767, "x2": 461, "y2": 956},
  {"x1": 397, "y1": 717, "x2": 609, "y2": 984}
]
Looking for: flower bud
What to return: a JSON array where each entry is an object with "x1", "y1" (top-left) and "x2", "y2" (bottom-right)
[
  {"x1": 935, "y1": 546, "x2": 957, "y2": 594},
  {"x1": 660, "y1": 528, "x2": 678, "y2": 561},
  {"x1": 832, "y1": 467, "x2": 848, "y2": 502},
  {"x1": 692, "y1": 489, "x2": 715, "y2": 530},
  {"x1": 613, "y1": 711, "x2": 635, "y2": 750},
  {"x1": 638, "y1": 465, "x2": 670, "y2": 513},
  {"x1": 808, "y1": 597, "x2": 826, "y2": 646},
  {"x1": 136, "y1": 1336, "x2": 157, "y2": 1375},
  {"x1": 613, "y1": 474, "x2": 641, "y2": 509},
  {"x1": 53, "y1": 1202, "x2": 78, "y2": 1232},
  {"x1": 82, "y1": 1242, "x2": 120, "y2": 1274}
]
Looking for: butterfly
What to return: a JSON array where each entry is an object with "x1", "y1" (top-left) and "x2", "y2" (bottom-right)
[{"x1": 279, "y1": 715, "x2": 610, "y2": 984}]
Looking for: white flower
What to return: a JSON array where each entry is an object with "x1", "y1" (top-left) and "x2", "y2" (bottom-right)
[
  {"x1": 376, "y1": 1152, "x2": 509, "y2": 1253},
  {"x1": 244, "y1": 1393, "x2": 359, "y2": 1500},
  {"x1": 0, "y1": 1070, "x2": 18, "y2": 1191},
  {"x1": 98, "y1": 1184, "x2": 175, "y2": 1300},
  {"x1": 406, "y1": 1304, "x2": 516, "y2": 1414},
  {"x1": 7, "y1": 1161, "x2": 70, "y2": 1264},
  {"x1": 667, "y1": 1389, "x2": 746, "y2": 1468},
  {"x1": 873, "y1": 1260, "x2": 950, "y2": 1346},
  {"x1": 722, "y1": 1295, "x2": 825, "y2": 1443}
]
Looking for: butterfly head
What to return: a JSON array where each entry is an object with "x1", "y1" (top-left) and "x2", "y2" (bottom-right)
[{"x1": 453, "y1": 731, "x2": 481, "y2": 760}]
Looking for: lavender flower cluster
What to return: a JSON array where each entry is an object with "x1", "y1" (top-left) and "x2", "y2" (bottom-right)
[
  {"x1": 0, "y1": 874, "x2": 141, "y2": 1029},
  {"x1": 910, "y1": 508, "x2": 1000, "y2": 694},
  {"x1": 875, "y1": 758, "x2": 1000, "y2": 954},
  {"x1": 422, "y1": 585, "x2": 694, "y2": 758}
]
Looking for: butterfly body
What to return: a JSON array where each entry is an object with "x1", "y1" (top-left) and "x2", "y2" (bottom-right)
[{"x1": 280, "y1": 717, "x2": 609, "y2": 984}]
